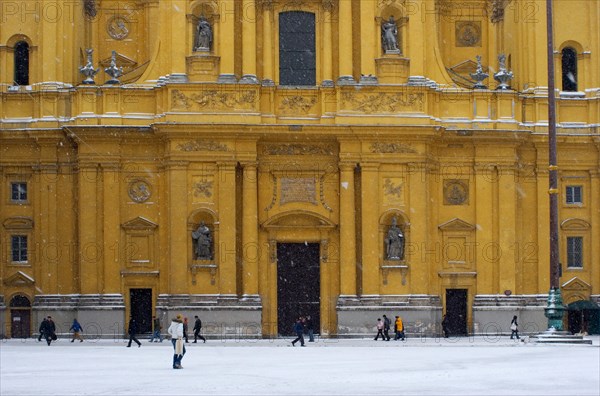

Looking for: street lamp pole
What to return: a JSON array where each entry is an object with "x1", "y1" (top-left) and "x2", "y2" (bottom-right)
[{"x1": 545, "y1": 0, "x2": 564, "y2": 330}]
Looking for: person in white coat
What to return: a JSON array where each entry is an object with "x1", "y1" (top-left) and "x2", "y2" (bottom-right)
[{"x1": 168, "y1": 314, "x2": 186, "y2": 369}]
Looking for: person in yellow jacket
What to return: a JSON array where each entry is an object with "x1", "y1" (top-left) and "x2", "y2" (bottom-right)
[{"x1": 394, "y1": 316, "x2": 405, "y2": 341}]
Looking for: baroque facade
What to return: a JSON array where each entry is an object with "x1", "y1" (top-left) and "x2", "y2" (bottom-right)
[{"x1": 1, "y1": 0, "x2": 599, "y2": 338}]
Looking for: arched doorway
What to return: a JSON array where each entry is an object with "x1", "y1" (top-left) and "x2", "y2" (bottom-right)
[
  {"x1": 10, "y1": 295, "x2": 31, "y2": 338},
  {"x1": 567, "y1": 300, "x2": 600, "y2": 335}
]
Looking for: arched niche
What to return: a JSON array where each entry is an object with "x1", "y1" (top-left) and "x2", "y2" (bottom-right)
[
  {"x1": 379, "y1": 210, "x2": 410, "y2": 260},
  {"x1": 188, "y1": 1, "x2": 218, "y2": 54},
  {"x1": 377, "y1": 4, "x2": 407, "y2": 56}
]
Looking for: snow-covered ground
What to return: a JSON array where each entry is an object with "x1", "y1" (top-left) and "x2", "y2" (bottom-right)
[{"x1": 1, "y1": 336, "x2": 599, "y2": 396}]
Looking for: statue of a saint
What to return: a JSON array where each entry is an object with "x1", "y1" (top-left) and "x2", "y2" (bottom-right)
[
  {"x1": 381, "y1": 16, "x2": 399, "y2": 52},
  {"x1": 192, "y1": 221, "x2": 212, "y2": 260},
  {"x1": 194, "y1": 16, "x2": 212, "y2": 51},
  {"x1": 385, "y1": 217, "x2": 404, "y2": 260}
]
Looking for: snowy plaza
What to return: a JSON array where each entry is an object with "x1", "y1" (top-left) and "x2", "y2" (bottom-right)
[{"x1": 1, "y1": 336, "x2": 599, "y2": 396}]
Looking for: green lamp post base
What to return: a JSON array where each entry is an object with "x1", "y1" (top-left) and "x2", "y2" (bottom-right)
[{"x1": 544, "y1": 287, "x2": 565, "y2": 331}]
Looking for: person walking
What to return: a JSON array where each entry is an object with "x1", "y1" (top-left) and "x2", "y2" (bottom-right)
[
  {"x1": 383, "y1": 314, "x2": 391, "y2": 341},
  {"x1": 149, "y1": 315, "x2": 163, "y2": 342},
  {"x1": 394, "y1": 316, "x2": 405, "y2": 341},
  {"x1": 510, "y1": 315, "x2": 520, "y2": 340},
  {"x1": 45, "y1": 316, "x2": 57, "y2": 346},
  {"x1": 168, "y1": 314, "x2": 186, "y2": 369},
  {"x1": 69, "y1": 318, "x2": 84, "y2": 342},
  {"x1": 374, "y1": 318, "x2": 385, "y2": 341},
  {"x1": 305, "y1": 315, "x2": 315, "y2": 342},
  {"x1": 291, "y1": 317, "x2": 305, "y2": 347},
  {"x1": 126, "y1": 317, "x2": 141, "y2": 347},
  {"x1": 183, "y1": 317, "x2": 189, "y2": 343},
  {"x1": 193, "y1": 315, "x2": 206, "y2": 343},
  {"x1": 37, "y1": 317, "x2": 48, "y2": 342}
]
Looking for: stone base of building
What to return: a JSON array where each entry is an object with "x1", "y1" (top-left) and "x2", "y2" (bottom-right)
[
  {"x1": 336, "y1": 295, "x2": 443, "y2": 337},
  {"x1": 472, "y1": 294, "x2": 548, "y2": 335}
]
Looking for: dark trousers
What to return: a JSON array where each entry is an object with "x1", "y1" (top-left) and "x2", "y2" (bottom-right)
[
  {"x1": 510, "y1": 330, "x2": 520, "y2": 339},
  {"x1": 383, "y1": 328, "x2": 391, "y2": 341},
  {"x1": 374, "y1": 329, "x2": 385, "y2": 340},
  {"x1": 292, "y1": 333, "x2": 305, "y2": 346},
  {"x1": 194, "y1": 329, "x2": 206, "y2": 343},
  {"x1": 127, "y1": 334, "x2": 141, "y2": 347},
  {"x1": 171, "y1": 339, "x2": 186, "y2": 368}
]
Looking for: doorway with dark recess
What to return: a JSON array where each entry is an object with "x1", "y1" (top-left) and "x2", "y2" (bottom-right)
[
  {"x1": 129, "y1": 288, "x2": 153, "y2": 334},
  {"x1": 445, "y1": 289, "x2": 468, "y2": 336},
  {"x1": 277, "y1": 243, "x2": 320, "y2": 336}
]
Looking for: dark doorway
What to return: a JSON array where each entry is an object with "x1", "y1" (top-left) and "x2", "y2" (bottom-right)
[
  {"x1": 129, "y1": 288, "x2": 152, "y2": 334},
  {"x1": 445, "y1": 289, "x2": 468, "y2": 336},
  {"x1": 279, "y1": 11, "x2": 316, "y2": 86},
  {"x1": 10, "y1": 295, "x2": 31, "y2": 338},
  {"x1": 277, "y1": 243, "x2": 320, "y2": 336}
]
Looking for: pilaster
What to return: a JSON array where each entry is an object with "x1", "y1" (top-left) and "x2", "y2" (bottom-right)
[
  {"x1": 218, "y1": 162, "x2": 237, "y2": 294},
  {"x1": 497, "y1": 165, "x2": 517, "y2": 293},
  {"x1": 339, "y1": 162, "x2": 357, "y2": 297},
  {"x1": 359, "y1": 0, "x2": 377, "y2": 84},
  {"x1": 360, "y1": 163, "x2": 380, "y2": 295},
  {"x1": 408, "y1": 162, "x2": 427, "y2": 294},
  {"x1": 77, "y1": 163, "x2": 100, "y2": 294},
  {"x1": 166, "y1": 161, "x2": 189, "y2": 293},
  {"x1": 474, "y1": 163, "x2": 494, "y2": 294},
  {"x1": 261, "y1": 1, "x2": 274, "y2": 85},
  {"x1": 242, "y1": 162, "x2": 259, "y2": 297},
  {"x1": 102, "y1": 163, "x2": 121, "y2": 294}
]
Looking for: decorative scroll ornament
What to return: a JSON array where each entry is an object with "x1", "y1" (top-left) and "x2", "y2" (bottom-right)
[
  {"x1": 370, "y1": 142, "x2": 416, "y2": 154},
  {"x1": 193, "y1": 180, "x2": 213, "y2": 198},
  {"x1": 279, "y1": 95, "x2": 317, "y2": 113},
  {"x1": 104, "y1": 51, "x2": 123, "y2": 84},
  {"x1": 79, "y1": 49, "x2": 99, "y2": 85},
  {"x1": 107, "y1": 16, "x2": 130, "y2": 40},
  {"x1": 128, "y1": 180, "x2": 151, "y2": 203},
  {"x1": 341, "y1": 92, "x2": 424, "y2": 113},
  {"x1": 262, "y1": 144, "x2": 334, "y2": 156},
  {"x1": 84, "y1": 0, "x2": 97, "y2": 18},
  {"x1": 171, "y1": 89, "x2": 257, "y2": 111},
  {"x1": 488, "y1": 0, "x2": 510, "y2": 23},
  {"x1": 177, "y1": 140, "x2": 229, "y2": 152}
]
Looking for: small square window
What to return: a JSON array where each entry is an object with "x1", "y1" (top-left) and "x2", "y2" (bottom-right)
[
  {"x1": 565, "y1": 186, "x2": 582, "y2": 204},
  {"x1": 11, "y1": 182, "x2": 28, "y2": 202},
  {"x1": 11, "y1": 235, "x2": 28, "y2": 263},
  {"x1": 566, "y1": 236, "x2": 583, "y2": 268}
]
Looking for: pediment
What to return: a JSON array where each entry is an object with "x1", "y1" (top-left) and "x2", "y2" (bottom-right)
[
  {"x1": 121, "y1": 216, "x2": 158, "y2": 230},
  {"x1": 262, "y1": 211, "x2": 336, "y2": 229},
  {"x1": 3, "y1": 216, "x2": 34, "y2": 230},
  {"x1": 438, "y1": 218, "x2": 475, "y2": 231},
  {"x1": 562, "y1": 277, "x2": 592, "y2": 291},
  {"x1": 3, "y1": 271, "x2": 35, "y2": 287},
  {"x1": 560, "y1": 218, "x2": 591, "y2": 231}
]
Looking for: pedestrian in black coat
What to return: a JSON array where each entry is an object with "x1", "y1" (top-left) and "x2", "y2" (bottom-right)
[
  {"x1": 291, "y1": 317, "x2": 305, "y2": 347},
  {"x1": 193, "y1": 315, "x2": 206, "y2": 343},
  {"x1": 38, "y1": 317, "x2": 48, "y2": 342},
  {"x1": 382, "y1": 315, "x2": 391, "y2": 341},
  {"x1": 126, "y1": 317, "x2": 141, "y2": 347},
  {"x1": 44, "y1": 316, "x2": 57, "y2": 346}
]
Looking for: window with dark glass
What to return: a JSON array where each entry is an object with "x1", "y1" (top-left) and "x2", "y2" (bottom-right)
[
  {"x1": 11, "y1": 235, "x2": 28, "y2": 262},
  {"x1": 11, "y1": 182, "x2": 27, "y2": 202},
  {"x1": 561, "y1": 47, "x2": 577, "y2": 92},
  {"x1": 566, "y1": 236, "x2": 583, "y2": 268},
  {"x1": 279, "y1": 11, "x2": 316, "y2": 86},
  {"x1": 565, "y1": 185, "x2": 582, "y2": 204},
  {"x1": 14, "y1": 41, "x2": 30, "y2": 86}
]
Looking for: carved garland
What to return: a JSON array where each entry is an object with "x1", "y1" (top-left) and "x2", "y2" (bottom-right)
[
  {"x1": 262, "y1": 144, "x2": 334, "y2": 156},
  {"x1": 279, "y1": 95, "x2": 317, "y2": 113},
  {"x1": 171, "y1": 89, "x2": 257, "y2": 111},
  {"x1": 370, "y1": 142, "x2": 417, "y2": 154},
  {"x1": 177, "y1": 140, "x2": 229, "y2": 152},
  {"x1": 341, "y1": 92, "x2": 424, "y2": 113}
]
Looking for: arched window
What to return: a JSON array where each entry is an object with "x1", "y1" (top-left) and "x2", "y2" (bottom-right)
[
  {"x1": 14, "y1": 41, "x2": 30, "y2": 85},
  {"x1": 561, "y1": 47, "x2": 577, "y2": 92},
  {"x1": 279, "y1": 11, "x2": 316, "y2": 86}
]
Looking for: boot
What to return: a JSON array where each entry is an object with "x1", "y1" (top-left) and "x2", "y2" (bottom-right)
[{"x1": 173, "y1": 354, "x2": 179, "y2": 369}]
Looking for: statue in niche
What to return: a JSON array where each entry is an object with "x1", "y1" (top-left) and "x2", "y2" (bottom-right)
[
  {"x1": 194, "y1": 16, "x2": 213, "y2": 51},
  {"x1": 192, "y1": 221, "x2": 212, "y2": 260},
  {"x1": 385, "y1": 217, "x2": 405, "y2": 260},
  {"x1": 381, "y1": 16, "x2": 399, "y2": 53}
]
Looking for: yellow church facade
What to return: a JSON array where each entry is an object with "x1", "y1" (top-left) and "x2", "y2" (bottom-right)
[{"x1": 1, "y1": 0, "x2": 599, "y2": 338}]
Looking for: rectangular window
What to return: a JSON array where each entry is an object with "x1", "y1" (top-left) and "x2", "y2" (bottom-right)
[
  {"x1": 11, "y1": 235, "x2": 28, "y2": 263},
  {"x1": 566, "y1": 237, "x2": 583, "y2": 268},
  {"x1": 11, "y1": 182, "x2": 27, "y2": 201},
  {"x1": 565, "y1": 186, "x2": 582, "y2": 204}
]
